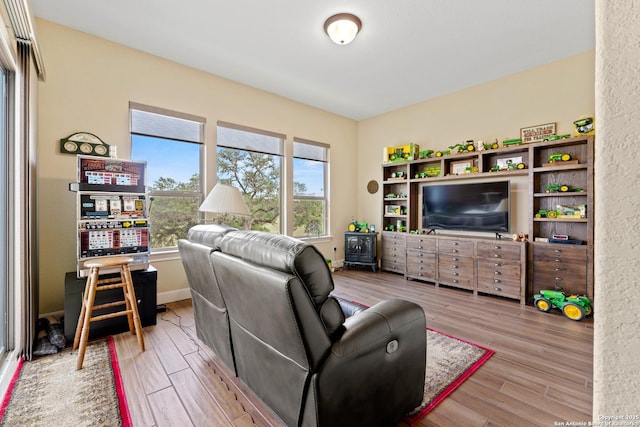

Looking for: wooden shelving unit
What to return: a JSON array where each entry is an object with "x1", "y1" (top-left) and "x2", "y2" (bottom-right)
[
  {"x1": 380, "y1": 135, "x2": 594, "y2": 306},
  {"x1": 528, "y1": 136, "x2": 594, "y2": 302},
  {"x1": 382, "y1": 143, "x2": 531, "y2": 233}
]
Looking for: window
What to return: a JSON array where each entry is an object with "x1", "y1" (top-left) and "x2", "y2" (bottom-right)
[
  {"x1": 293, "y1": 138, "x2": 329, "y2": 238},
  {"x1": 130, "y1": 103, "x2": 205, "y2": 250},
  {"x1": 216, "y1": 122, "x2": 283, "y2": 232}
]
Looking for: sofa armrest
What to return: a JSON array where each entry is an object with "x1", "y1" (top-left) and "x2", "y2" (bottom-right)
[
  {"x1": 309, "y1": 299, "x2": 426, "y2": 426},
  {"x1": 333, "y1": 295, "x2": 367, "y2": 318}
]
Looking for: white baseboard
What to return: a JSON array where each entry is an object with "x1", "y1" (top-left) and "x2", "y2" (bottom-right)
[{"x1": 157, "y1": 288, "x2": 192, "y2": 305}]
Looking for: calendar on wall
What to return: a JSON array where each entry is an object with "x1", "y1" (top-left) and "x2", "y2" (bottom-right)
[{"x1": 71, "y1": 155, "x2": 150, "y2": 278}]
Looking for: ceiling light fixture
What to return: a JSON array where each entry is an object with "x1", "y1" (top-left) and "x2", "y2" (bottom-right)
[{"x1": 324, "y1": 13, "x2": 362, "y2": 45}]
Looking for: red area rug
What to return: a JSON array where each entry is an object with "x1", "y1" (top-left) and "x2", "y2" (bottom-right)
[
  {"x1": 404, "y1": 328, "x2": 495, "y2": 425},
  {"x1": 0, "y1": 336, "x2": 131, "y2": 426}
]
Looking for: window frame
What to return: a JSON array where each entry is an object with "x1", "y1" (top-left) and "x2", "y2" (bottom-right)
[
  {"x1": 0, "y1": 62, "x2": 9, "y2": 358},
  {"x1": 129, "y1": 102, "x2": 205, "y2": 253},
  {"x1": 292, "y1": 137, "x2": 330, "y2": 239},
  {"x1": 216, "y1": 121, "x2": 285, "y2": 234}
]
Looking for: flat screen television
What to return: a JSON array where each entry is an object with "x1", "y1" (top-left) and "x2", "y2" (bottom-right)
[{"x1": 422, "y1": 180, "x2": 510, "y2": 233}]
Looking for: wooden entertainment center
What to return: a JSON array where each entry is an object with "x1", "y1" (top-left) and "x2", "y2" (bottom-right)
[{"x1": 380, "y1": 136, "x2": 594, "y2": 305}]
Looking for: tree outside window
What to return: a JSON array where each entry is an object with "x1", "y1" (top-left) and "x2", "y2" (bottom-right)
[
  {"x1": 216, "y1": 123, "x2": 283, "y2": 232},
  {"x1": 215, "y1": 124, "x2": 330, "y2": 238}
]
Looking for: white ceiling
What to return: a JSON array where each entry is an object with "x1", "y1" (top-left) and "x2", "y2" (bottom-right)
[{"x1": 30, "y1": 0, "x2": 595, "y2": 120}]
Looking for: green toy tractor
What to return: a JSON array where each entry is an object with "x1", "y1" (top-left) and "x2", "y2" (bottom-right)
[
  {"x1": 483, "y1": 141, "x2": 500, "y2": 150},
  {"x1": 534, "y1": 289, "x2": 593, "y2": 321},
  {"x1": 548, "y1": 153, "x2": 572, "y2": 162},
  {"x1": 546, "y1": 183, "x2": 583, "y2": 193},
  {"x1": 535, "y1": 209, "x2": 557, "y2": 218},
  {"x1": 435, "y1": 150, "x2": 451, "y2": 157},
  {"x1": 348, "y1": 220, "x2": 369, "y2": 232},
  {"x1": 542, "y1": 134, "x2": 572, "y2": 142},
  {"x1": 448, "y1": 141, "x2": 475, "y2": 153},
  {"x1": 502, "y1": 138, "x2": 522, "y2": 147},
  {"x1": 419, "y1": 149, "x2": 434, "y2": 159}
]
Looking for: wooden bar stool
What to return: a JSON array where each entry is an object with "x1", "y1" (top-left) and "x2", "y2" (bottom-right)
[{"x1": 73, "y1": 256, "x2": 145, "y2": 370}]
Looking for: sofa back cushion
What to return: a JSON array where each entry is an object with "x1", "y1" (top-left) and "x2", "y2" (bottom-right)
[
  {"x1": 212, "y1": 251, "x2": 332, "y2": 426},
  {"x1": 219, "y1": 231, "x2": 332, "y2": 303},
  {"x1": 218, "y1": 231, "x2": 345, "y2": 337},
  {"x1": 187, "y1": 224, "x2": 236, "y2": 248},
  {"x1": 178, "y1": 238, "x2": 236, "y2": 372}
]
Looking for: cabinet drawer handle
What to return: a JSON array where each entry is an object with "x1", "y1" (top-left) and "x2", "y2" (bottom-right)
[
  {"x1": 453, "y1": 279, "x2": 459, "y2": 283},
  {"x1": 453, "y1": 272, "x2": 458, "y2": 276},
  {"x1": 418, "y1": 266, "x2": 423, "y2": 270},
  {"x1": 453, "y1": 257, "x2": 459, "y2": 261},
  {"x1": 494, "y1": 279, "x2": 501, "y2": 283},
  {"x1": 418, "y1": 259, "x2": 423, "y2": 263},
  {"x1": 418, "y1": 245, "x2": 423, "y2": 249},
  {"x1": 494, "y1": 246, "x2": 501, "y2": 249},
  {"x1": 554, "y1": 258, "x2": 562, "y2": 262},
  {"x1": 494, "y1": 254, "x2": 501, "y2": 258},
  {"x1": 452, "y1": 265, "x2": 459, "y2": 269},
  {"x1": 452, "y1": 249, "x2": 459, "y2": 253},
  {"x1": 494, "y1": 271, "x2": 501, "y2": 275},
  {"x1": 494, "y1": 263, "x2": 502, "y2": 267},
  {"x1": 554, "y1": 277, "x2": 563, "y2": 281},
  {"x1": 453, "y1": 242, "x2": 459, "y2": 246},
  {"x1": 554, "y1": 249, "x2": 562, "y2": 253},
  {"x1": 494, "y1": 287, "x2": 502, "y2": 292},
  {"x1": 554, "y1": 267, "x2": 563, "y2": 271}
]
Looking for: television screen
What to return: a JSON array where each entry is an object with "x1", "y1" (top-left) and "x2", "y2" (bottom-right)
[{"x1": 422, "y1": 181, "x2": 510, "y2": 233}]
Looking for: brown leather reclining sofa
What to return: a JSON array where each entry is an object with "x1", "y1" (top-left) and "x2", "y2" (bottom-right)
[{"x1": 179, "y1": 225, "x2": 426, "y2": 426}]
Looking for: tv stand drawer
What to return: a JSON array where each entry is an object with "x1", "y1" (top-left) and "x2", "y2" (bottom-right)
[
  {"x1": 437, "y1": 239, "x2": 474, "y2": 257},
  {"x1": 477, "y1": 242, "x2": 521, "y2": 260},
  {"x1": 380, "y1": 233, "x2": 527, "y2": 304}
]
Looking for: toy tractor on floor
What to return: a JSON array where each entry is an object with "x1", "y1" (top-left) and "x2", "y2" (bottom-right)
[{"x1": 534, "y1": 289, "x2": 593, "y2": 321}]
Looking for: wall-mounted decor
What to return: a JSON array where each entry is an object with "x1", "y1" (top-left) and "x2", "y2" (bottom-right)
[
  {"x1": 520, "y1": 122, "x2": 556, "y2": 144},
  {"x1": 60, "y1": 132, "x2": 111, "y2": 157},
  {"x1": 367, "y1": 180, "x2": 379, "y2": 194}
]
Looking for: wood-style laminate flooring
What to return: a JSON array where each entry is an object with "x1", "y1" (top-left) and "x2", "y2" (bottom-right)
[{"x1": 113, "y1": 269, "x2": 593, "y2": 427}]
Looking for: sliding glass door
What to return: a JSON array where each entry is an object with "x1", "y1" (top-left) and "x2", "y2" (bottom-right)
[{"x1": 0, "y1": 65, "x2": 7, "y2": 357}]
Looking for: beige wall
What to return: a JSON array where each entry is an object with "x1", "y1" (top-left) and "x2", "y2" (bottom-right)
[
  {"x1": 356, "y1": 50, "x2": 595, "y2": 235},
  {"x1": 35, "y1": 19, "x2": 358, "y2": 313},
  {"x1": 33, "y1": 7, "x2": 640, "y2": 416},
  {"x1": 594, "y1": 0, "x2": 640, "y2": 415}
]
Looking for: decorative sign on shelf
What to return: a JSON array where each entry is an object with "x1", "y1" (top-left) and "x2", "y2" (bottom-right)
[
  {"x1": 60, "y1": 132, "x2": 111, "y2": 157},
  {"x1": 520, "y1": 122, "x2": 556, "y2": 144}
]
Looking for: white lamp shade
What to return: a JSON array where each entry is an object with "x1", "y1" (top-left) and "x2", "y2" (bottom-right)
[
  {"x1": 324, "y1": 13, "x2": 362, "y2": 45},
  {"x1": 199, "y1": 183, "x2": 250, "y2": 216}
]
